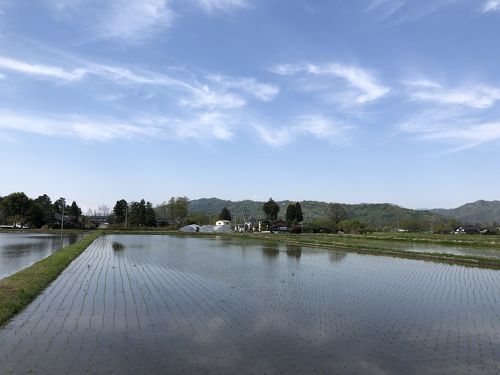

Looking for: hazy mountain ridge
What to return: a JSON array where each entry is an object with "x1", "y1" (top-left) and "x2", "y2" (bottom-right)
[
  {"x1": 188, "y1": 198, "x2": 440, "y2": 229},
  {"x1": 431, "y1": 200, "x2": 500, "y2": 225}
]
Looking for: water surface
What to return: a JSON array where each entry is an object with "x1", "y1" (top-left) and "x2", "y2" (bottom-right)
[
  {"x1": 375, "y1": 240, "x2": 500, "y2": 259},
  {"x1": 0, "y1": 235, "x2": 498, "y2": 374},
  {"x1": 0, "y1": 232, "x2": 85, "y2": 279}
]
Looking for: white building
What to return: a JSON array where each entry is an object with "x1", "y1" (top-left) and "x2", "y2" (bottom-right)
[{"x1": 215, "y1": 220, "x2": 231, "y2": 226}]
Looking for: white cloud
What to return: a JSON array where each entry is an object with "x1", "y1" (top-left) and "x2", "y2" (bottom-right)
[
  {"x1": 99, "y1": 0, "x2": 174, "y2": 40},
  {"x1": 403, "y1": 80, "x2": 500, "y2": 109},
  {"x1": 193, "y1": 0, "x2": 250, "y2": 13},
  {"x1": 321, "y1": 64, "x2": 390, "y2": 103},
  {"x1": 397, "y1": 109, "x2": 500, "y2": 151},
  {"x1": 0, "y1": 109, "x2": 235, "y2": 142},
  {"x1": 269, "y1": 64, "x2": 304, "y2": 76},
  {"x1": 206, "y1": 74, "x2": 279, "y2": 102},
  {"x1": 0, "y1": 56, "x2": 86, "y2": 81},
  {"x1": 0, "y1": 55, "x2": 275, "y2": 110},
  {"x1": 46, "y1": 0, "x2": 174, "y2": 41},
  {"x1": 0, "y1": 110, "x2": 155, "y2": 141},
  {"x1": 179, "y1": 88, "x2": 246, "y2": 109},
  {"x1": 0, "y1": 72, "x2": 5, "y2": 79},
  {"x1": 46, "y1": 0, "x2": 252, "y2": 41},
  {"x1": 401, "y1": 79, "x2": 442, "y2": 89},
  {"x1": 253, "y1": 126, "x2": 292, "y2": 147},
  {"x1": 135, "y1": 112, "x2": 235, "y2": 141},
  {"x1": 254, "y1": 115, "x2": 354, "y2": 147},
  {"x1": 365, "y1": 0, "x2": 457, "y2": 23},
  {"x1": 481, "y1": 0, "x2": 500, "y2": 12},
  {"x1": 271, "y1": 62, "x2": 390, "y2": 104}
]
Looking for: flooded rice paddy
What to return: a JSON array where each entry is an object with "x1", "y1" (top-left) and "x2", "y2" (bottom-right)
[
  {"x1": 376, "y1": 240, "x2": 500, "y2": 259},
  {"x1": 0, "y1": 234, "x2": 499, "y2": 374},
  {"x1": 0, "y1": 232, "x2": 85, "y2": 280}
]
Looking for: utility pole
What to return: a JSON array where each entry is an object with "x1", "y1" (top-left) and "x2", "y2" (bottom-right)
[{"x1": 60, "y1": 198, "x2": 65, "y2": 242}]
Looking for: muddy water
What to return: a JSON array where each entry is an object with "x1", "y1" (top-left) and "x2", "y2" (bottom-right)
[
  {"x1": 0, "y1": 234, "x2": 498, "y2": 374},
  {"x1": 0, "y1": 232, "x2": 85, "y2": 279}
]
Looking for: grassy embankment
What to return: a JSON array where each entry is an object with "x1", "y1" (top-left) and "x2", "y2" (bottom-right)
[{"x1": 0, "y1": 231, "x2": 102, "y2": 326}]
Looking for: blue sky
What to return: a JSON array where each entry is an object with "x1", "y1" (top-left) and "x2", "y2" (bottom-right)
[{"x1": 0, "y1": 0, "x2": 499, "y2": 211}]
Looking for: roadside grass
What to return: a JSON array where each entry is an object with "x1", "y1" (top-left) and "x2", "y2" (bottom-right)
[{"x1": 0, "y1": 231, "x2": 102, "y2": 326}]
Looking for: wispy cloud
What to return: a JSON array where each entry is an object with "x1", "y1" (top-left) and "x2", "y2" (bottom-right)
[
  {"x1": 179, "y1": 89, "x2": 246, "y2": 110},
  {"x1": 403, "y1": 79, "x2": 500, "y2": 109},
  {"x1": 0, "y1": 56, "x2": 86, "y2": 81},
  {"x1": 47, "y1": 0, "x2": 174, "y2": 41},
  {"x1": 206, "y1": 74, "x2": 279, "y2": 102},
  {"x1": 271, "y1": 62, "x2": 390, "y2": 104},
  {"x1": 0, "y1": 72, "x2": 5, "y2": 79},
  {"x1": 0, "y1": 110, "x2": 155, "y2": 141},
  {"x1": 481, "y1": 0, "x2": 500, "y2": 13},
  {"x1": 0, "y1": 109, "x2": 236, "y2": 142},
  {"x1": 193, "y1": 0, "x2": 250, "y2": 13},
  {"x1": 254, "y1": 115, "x2": 354, "y2": 147},
  {"x1": 398, "y1": 108, "x2": 500, "y2": 152},
  {"x1": 365, "y1": 0, "x2": 458, "y2": 23},
  {"x1": 139, "y1": 112, "x2": 234, "y2": 141},
  {"x1": 46, "y1": 0, "x2": 252, "y2": 41},
  {"x1": 0, "y1": 55, "x2": 277, "y2": 110},
  {"x1": 100, "y1": 0, "x2": 174, "y2": 41}
]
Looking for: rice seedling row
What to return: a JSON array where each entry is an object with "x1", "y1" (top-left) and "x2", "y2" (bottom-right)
[{"x1": 0, "y1": 234, "x2": 498, "y2": 374}]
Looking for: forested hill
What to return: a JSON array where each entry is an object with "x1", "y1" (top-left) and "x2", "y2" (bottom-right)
[
  {"x1": 188, "y1": 198, "x2": 440, "y2": 230},
  {"x1": 431, "y1": 200, "x2": 500, "y2": 225}
]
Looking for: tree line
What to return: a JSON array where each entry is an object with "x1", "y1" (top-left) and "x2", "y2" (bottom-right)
[
  {"x1": 0, "y1": 192, "x2": 82, "y2": 228},
  {"x1": 113, "y1": 199, "x2": 157, "y2": 227}
]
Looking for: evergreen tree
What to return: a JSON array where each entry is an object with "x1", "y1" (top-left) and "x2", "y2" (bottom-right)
[
  {"x1": 53, "y1": 198, "x2": 69, "y2": 215},
  {"x1": 128, "y1": 201, "x2": 140, "y2": 226},
  {"x1": 218, "y1": 206, "x2": 232, "y2": 221},
  {"x1": 145, "y1": 202, "x2": 157, "y2": 227},
  {"x1": 113, "y1": 199, "x2": 128, "y2": 223},
  {"x1": 69, "y1": 201, "x2": 81, "y2": 220},
  {"x1": 285, "y1": 204, "x2": 297, "y2": 225},
  {"x1": 34, "y1": 194, "x2": 54, "y2": 226},
  {"x1": 263, "y1": 198, "x2": 280, "y2": 222},
  {"x1": 295, "y1": 202, "x2": 304, "y2": 223},
  {"x1": 286, "y1": 202, "x2": 304, "y2": 225},
  {"x1": 138, "y1": 199, "x2": 146, "y2": 226}
]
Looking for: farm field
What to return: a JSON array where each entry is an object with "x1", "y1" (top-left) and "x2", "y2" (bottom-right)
[
  {"x1": 231, "y1": 233, "x2": 500, "y2": 267},
  {"x1": 0, "y1": 234, "x2": 499, "y2": 374}
]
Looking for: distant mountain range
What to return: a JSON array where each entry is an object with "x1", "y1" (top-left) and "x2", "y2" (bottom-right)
[
  {"x1": 430, "y1": 200, "x2": 500, "y2": 225},
  {"x1": 187, "y1": 198, "x2": 500, "y2": 228}
]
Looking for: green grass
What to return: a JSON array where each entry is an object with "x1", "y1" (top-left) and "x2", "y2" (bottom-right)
[{"x1": 0, "y1": 231, "x2": 102, "y2": 326}]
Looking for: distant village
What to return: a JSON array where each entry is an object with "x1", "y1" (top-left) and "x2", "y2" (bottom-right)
[{"x1": 0, "y1": 193, "x2": 498, "y2": 235}]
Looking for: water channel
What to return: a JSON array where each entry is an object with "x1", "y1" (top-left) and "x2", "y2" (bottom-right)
[{"x1": 0, "y1": 234, "x2": 498, "y2": 374}]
